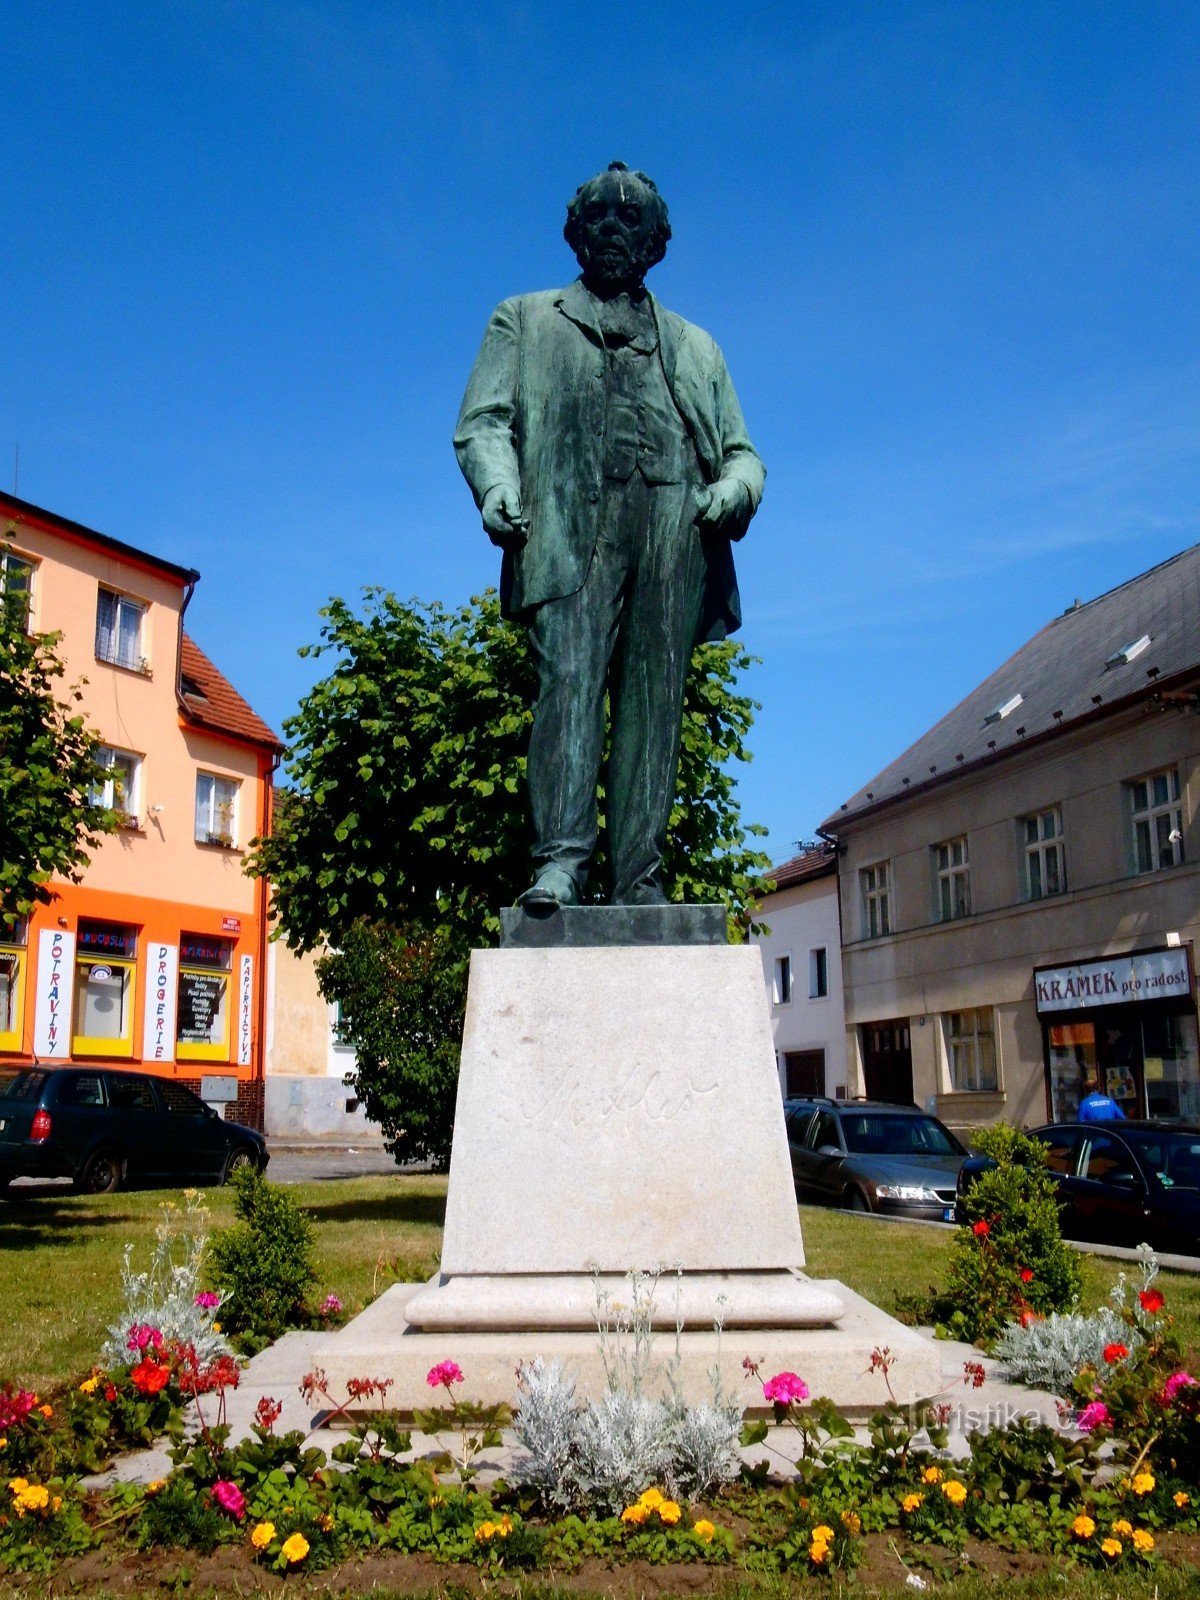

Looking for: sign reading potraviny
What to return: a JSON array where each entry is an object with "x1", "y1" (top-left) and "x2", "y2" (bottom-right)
[
  {"x1": 142, "y1": 942, "x2": 179, "y2": 1062},
  {"x1": 1035, "y1": 946, "x2": 1191, "y2": 1014},
  {"x1": 32, "y1": 928, "x2": 75, "y2": 1058}
]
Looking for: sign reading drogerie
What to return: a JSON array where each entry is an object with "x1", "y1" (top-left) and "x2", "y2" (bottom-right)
[{"x1": 1035, "y1": 947, "x2": 1191, "y2": 1014}]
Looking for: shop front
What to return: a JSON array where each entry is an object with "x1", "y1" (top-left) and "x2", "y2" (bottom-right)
[{"x1": 1036, "y1": 944, "x2": 1199, "y2": 1122}]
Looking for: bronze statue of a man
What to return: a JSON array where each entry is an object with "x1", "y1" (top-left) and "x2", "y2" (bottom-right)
[{"x1": 454, "y1": 162, "x2": 765, "y2": 908}]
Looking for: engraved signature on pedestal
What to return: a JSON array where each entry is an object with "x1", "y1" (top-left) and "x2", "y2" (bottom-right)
[{"x1": 504, "y1": 1062, "x2": 720, "y2": 1130}]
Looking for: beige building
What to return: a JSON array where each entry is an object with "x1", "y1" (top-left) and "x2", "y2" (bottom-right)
[{"x1": 821, "y1": 544, "x2": 1200, "y2": 1134}]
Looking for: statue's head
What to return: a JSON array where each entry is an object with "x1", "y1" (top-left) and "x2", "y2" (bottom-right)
[{"x1": 564, "y1": 161, "x2": 671, "y2": 295}]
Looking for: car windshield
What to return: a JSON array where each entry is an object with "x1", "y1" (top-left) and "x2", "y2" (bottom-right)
[
  {"x1": 0, "y1": 1071, "x2": 45, "y2": 1102},
  {"x1": 1122, "y1": 1130, "x2": 1200, "y2": 1191},
  {"x1": 840, "y1": 1113, "x2": 964, "y2": 1157}
]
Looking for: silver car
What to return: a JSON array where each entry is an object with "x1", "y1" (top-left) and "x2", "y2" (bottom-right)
[{"x1": 785, "y1": 1098, "x2": 967, "y2": 1220}]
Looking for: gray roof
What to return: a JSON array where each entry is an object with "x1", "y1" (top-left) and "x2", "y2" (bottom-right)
[{"x1": 822, "y1": 542, "x2": 1200, "y2": 832}]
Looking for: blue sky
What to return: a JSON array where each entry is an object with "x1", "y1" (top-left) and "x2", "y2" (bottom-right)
[{"x1": 4, "y1": 2, "x2": 1199, "y2": 861}]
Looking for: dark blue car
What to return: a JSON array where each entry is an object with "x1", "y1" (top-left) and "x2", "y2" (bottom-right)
[{"x1": 0, "y1": 1067, "x2": 268, "y2": 1194}]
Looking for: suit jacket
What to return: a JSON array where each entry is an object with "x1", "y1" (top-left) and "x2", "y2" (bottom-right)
[{"x1": 453, "y1": 280, "x2": 766, "y2": 642}]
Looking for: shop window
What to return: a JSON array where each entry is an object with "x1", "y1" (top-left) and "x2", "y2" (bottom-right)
[
  {"x1": 95, "y1": 588, "x2": 147, "y2": 672},
  {"x1": 91, "y1": 747, "x2": 141, "y2": 827},
  {"x1": 176, "y1": 934, "x2": 233, "y2": 1062},
  {"x1": 1129, "y1": 767, "x2": 1184, "y2": 873},
  {"x1": 0, "y1": 916, "x2": 28, "y2": 1052},
  {"x1": 809, "y1": 947, "x2": 828, "y2": 999},
  {"x1": 943, "y1": 1008, "x2": 998, "y2": 1092},
  {"x1": 860, "y1": 860, "x2": 891, "y2": 938},
  {"x1": 195, "y1": 773, "x2": 239, "y2": 847},
  {"x1": 773, "y1": 955, "x2": 792, "y2": 1005},
  {"x1": 1022, "y1": 805, "x2": 1066, "y2": 899},
  {"x1": 0, "y1": 548, "x2": 34, "y2": 626},
  {"x1": 932, "y1": 836, "x2": 971, "y2": 921},
  {"x1": 72, "y1": 921, "x2": 138, "y2": 1058}
]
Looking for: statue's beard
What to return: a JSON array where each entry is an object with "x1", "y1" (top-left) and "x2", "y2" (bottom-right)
[{"x1": 578, "y1": 237, "x2": 652, "y2": 294}]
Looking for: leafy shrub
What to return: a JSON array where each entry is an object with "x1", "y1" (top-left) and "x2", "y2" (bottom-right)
[
  {"x1": 914, "y1": 1126, "x2": 1082, "y2": 1344},
  {"x1": 207, "y1": 1169, "x2": 317, "y2": 1340}
]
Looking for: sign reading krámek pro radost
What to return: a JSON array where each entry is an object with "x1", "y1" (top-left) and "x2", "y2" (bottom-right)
[{"x1": 1035, "y1": 946, "x2": 1192, "y2": 1014}]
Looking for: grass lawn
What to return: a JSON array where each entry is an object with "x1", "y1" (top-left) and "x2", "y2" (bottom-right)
[{"x1": 1, "y1": 1178, "x2": 1197, "y2": 1389}]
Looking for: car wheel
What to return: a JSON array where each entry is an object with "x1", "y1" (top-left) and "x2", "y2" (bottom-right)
[
  {"x1": 844, "y1": 1187, "x2": 871, "y2": 1213},
  {"x1": 222, "y1": 1147, "x2": 258, "y2": 1184},
  {"x1": 76, "y1": 1149, "x2": 123, "y2": 1195}
]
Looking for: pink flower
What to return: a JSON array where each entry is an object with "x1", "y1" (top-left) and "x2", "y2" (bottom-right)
[
  {"x1": 320, "y1": 1294, "x2": 343, "y2": 1315},
  {"x1": 426, "y1": 1360, "x2": 464, "y2": 1389},
  {"x1": 194, "y1": 1291, "x2": 220, "y2": 1309},
  {"x1": 1162, "y1": 1371, "x2": 1197, "y2": 1404},
  {"x1": 1076, "y1": 1401, "x2": 1112, "y2": 1433},
  {"x1": 762, "y1": 1371, "x2": 810, "y2": 1405},
  {"x1": 212, "y1": 1480, "x2": 246, "y2": 1520},
  {"x1": 125, "y1": 1323, "x2": 164, "y2": 1354}
]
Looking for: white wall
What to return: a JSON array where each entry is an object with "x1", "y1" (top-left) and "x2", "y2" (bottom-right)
[{"x1": 753, "y1": 872, "x2": 847, "y2": 1098}]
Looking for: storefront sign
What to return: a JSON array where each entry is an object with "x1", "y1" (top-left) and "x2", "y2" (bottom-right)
[
  {"x1": 32, "y1": 929, "x2": 75, "y2": 1058},
  {"x1": 1036, "y1": 947, "x2": 1191, "y2": 1014},
  {"x1": 142, "y1": 943, "x2": 179, "y2": 1063},
  {"x1": 237, "y1": 954, "x2": 253, "y2": 1066}
]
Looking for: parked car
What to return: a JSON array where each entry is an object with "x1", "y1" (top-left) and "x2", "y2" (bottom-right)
[
  {"x1": 0, "y1": 1067, "x2": 268, "y2": 1194},
  {"x1": 956, "y1": 1121, "x2": 1200, "y2": 1255},
  {"x1": 784, "y1": 1097, "x2": 968, "y2": 1221}
]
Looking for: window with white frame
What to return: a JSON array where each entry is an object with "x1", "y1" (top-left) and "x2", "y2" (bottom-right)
[
  {"x1": 809, "y1": 947, "x2": 828, "y2": 999},
  {"x1": 195, "y1": 772, "x2": 239, "y2": 847},
  {"x1": 933, "y1": 836, "x2": 971, "y2": 921},
  {"x1": 860, "y1": 860, "x2": 891, "y2": 938},
  {"x1": 91, "y1": 747, "x2": 140, "y2": 826},
  {"x1": 1022, "y1": 805, "x2": 1066, "y2": 899},
  {"x1": 773, "y1": 955, "x2": 792, "y2": 1005},
  {"x1": 1129, "y1": 768, "x2": 1185, "y2": 873},
  {"x1": 0, "y1": 549, "x2": 34, "y2": 623},
  {"x1": 95, "y1": 588, "x2": 147, "y2": 671},
  {"x1": 943, "y1": 1008, "x2": 998, "y2": 1092}
]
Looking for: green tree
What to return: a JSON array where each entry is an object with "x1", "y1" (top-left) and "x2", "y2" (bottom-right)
[
  {"x1": 248, "y1": 588, "x2": 772, "y2": 1166},
  {"x1": 0, "y1": 542, "x2": 116, "y2": 930}
]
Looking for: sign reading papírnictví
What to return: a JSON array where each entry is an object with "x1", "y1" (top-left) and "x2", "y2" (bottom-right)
[{"x1": 1035, "y1": 947, "x2": 1191, "y2": 1014}]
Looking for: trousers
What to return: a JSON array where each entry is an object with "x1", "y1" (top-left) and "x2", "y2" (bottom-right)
[{"x1": 526, "y1": 469, "x2": 707, "y2": 902}]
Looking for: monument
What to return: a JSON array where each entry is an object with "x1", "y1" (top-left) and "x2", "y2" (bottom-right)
[{"x1": 309, "y1": 166, "x2": 940, "y2": 1409}]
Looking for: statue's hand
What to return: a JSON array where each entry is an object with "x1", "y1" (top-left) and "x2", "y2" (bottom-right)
[
  {"x1": 481, "y1": 485, "x2": 528, "y2": 550},
  {"x1": 695, "y1": 479, "x2": 752, "y2": 540}
]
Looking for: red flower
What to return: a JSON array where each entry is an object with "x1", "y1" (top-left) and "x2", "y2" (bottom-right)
[
  {"x1": 130, "y1": 1360, "x2": 171, "y2": 1396},
  {"x1": 1104, "y1": 1342, "x2": 1130, "y2": 1364},
  {"x1": 972, "y1": 1220, "x2": 990, "y2": 1238},
  {"x1": 1019, "y1": 1309, "x2": 1043, "y2": 1328},
  {"x1": 1020, "y1": 1268, "x2": 1034, "y2": 1284},
  {"x1": 104, "y1": 1384, "x2": 118, "y2": 1403},
  {"x1": 1139, "y1": 1288, "x2": 1166, "y2": 1315},
  {"x1": 254, "y1": 1396, "x2": 283, "y2": 1432}
]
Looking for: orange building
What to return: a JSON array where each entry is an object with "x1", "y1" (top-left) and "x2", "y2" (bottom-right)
[{"x1": 0, "y1": 492, "x2": 282, "y2": 1125}]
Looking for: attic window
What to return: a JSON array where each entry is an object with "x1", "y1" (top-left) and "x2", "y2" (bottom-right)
[
  {"x1": 180, "y1": 672, "x2": 206, "y2": 699},
  {"x1": 983, "y1": 693, "x2": 1023, "y2": 726},
  {"x1": 1106, "y1": 635, "x2": 1151, "y2": 670}
]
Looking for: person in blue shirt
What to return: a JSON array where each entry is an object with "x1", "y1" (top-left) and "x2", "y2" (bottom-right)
[{"x1": 1077, "y1": 1074, "x2": 1127, "y2": 1122}]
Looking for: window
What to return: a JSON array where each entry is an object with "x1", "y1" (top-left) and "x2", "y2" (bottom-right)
[
  {"x1": 107, "y1": 1074, "x2": 155, "y2": 1112},
  {"x1": 773, "y1": 955, "x2": 792, "y2": 1005},
  {"x1": 1129, "y1": 767, "x2": 1184, "y2": 873},
  {"x1": 158, "y1": 1080, "x2": 207, "y2": 1116},
  {"x1": 1080, "y1": 1133, "x2": 1140, "y2": 1187},
  {"x1": 72, "y1": 921, "x2": 138, "y2": 1058},
  {"x1": 95, "y1": 588, "x2": 146, "y2": 671},
  {"x1": 933, "y1": 836, "x2": 971, "y2": 921},
  {"x1": 809, "y1": 947, "x2": 828, "y2": 999},
  {"x1": 176, "y1": 934, "x2": 233, "y2": 1061},
  {"x1": 1022, "y1": 805, "x2": 1066, "y2": 899},
  {"x1": 0, "y1": 917, "x2": 28, "y2": 1053},
  {"x1": 943, "y1": 1008, "x2": 998, "y2": 1092},
  {"x1": 195, "y1": 773, "x2": 239, "y2": 847},
  {"x1": 1030, "y1": 1128, "x2": 1081, "y2": 1176},
  {"x1": 60, "y1": 1073, "x2": 105, "y2": 1107},
  {"x1": 861, "y1": 861, "x2": 891, "y2": 938},
  {"x1": 0, "y1": 549, "x2": 33, "y2": 624},
  {"x1": 784, "y1": 1049, "x2": 825, "y2": 1097},
  {"x1": 805, "y1": 1109, "x2": 842, "y2": 1153},
  {"x1": 91, "y1": 747, "x2": 140, "y2": 826}
]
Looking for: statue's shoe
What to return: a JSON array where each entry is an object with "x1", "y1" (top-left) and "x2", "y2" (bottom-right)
[{"x1": 517, "y1": 868, "x2": 579, "y2": 909}]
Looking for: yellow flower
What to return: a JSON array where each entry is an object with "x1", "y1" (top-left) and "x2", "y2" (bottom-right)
[
  {"x1": 658, "y1": 1500, "x2": 682, "y2": 1525},
  {"x1": 250, "y1": 1521, "x2": 275, "y2": 1550},
  {"x1": 941, "y1": 1480, "x2": 968, "y2": 1507},
  {"x1": 808, "y1": 1540, "x2": 830, "y2": 1564},
  {"x1": 1132, "y1": 1528, "x2": 1154, "y2": 1553},
  {"x1": 78, "y1": 1377, "x2": 100, "y2": 1395},
  {"x1": 498, "y1": 1514, "x2": 513, "y2": 1537},
  {"x1": 1112, "y1": 1519, "x2": 1133, "y2": 1537},
  {"x1": 7, "y1": 1478, "x2": 29, "y2": 1496},
  {"x1": 474, "y1": 1521, "x2": 496, "y2": 1543},
  {"x1": 638, "y1": 1488, "x2": 664, "y2": 1510},
  {"x1": 811, "y1": 1525, "x2": 835, "y2": 1543},
  {"x1": 1131, "y1": 1472, "x2": 1156, "y2": 1496},
  {"x1": 0, "y1": 1438, "x2": 6, "y2": 1450},
  {"x1": 840, "y1": 1510, "x2": 861, "y2": 1535},
  {"x1": 145, "y1": 1480, "x2": 166, "y2": 1497},
  {"x1": 50, "y1": 1496, "x2": 62, "y2": 1514},
  {"x1": 319, "y1": 1513, "x2": 334, "y2": 1532},
  {"x1": 18, "y1": 1486, "x2": 49, "y2": 1512},
  {"x1": 1175, "y1": 1491, "x2": 1190, "y2": 1509},
  {"x1": 38, "y1": 1405, "x2": 52, "y2": 1420},
  {"x1": 692, "y1": 1519, "x2": 716, "y2": 1543},
  {"x1": 1071, "y1": 1513, "x2": 1096, "y2": 1539},
  {"x1": 922, "y1": 1465, "x2": 943, "y2": 1484},
  {"x1": 901, "y1": 1493, "x2": 923, "y2": 1514},
  {"x1": 1100, "y1": 1537, "x2": 1123, "y2": 1558},
  {"x1": 621, "y1": 1503, "x2": 649, "y2": 1525},
  {"x1": 280, "y1": 1532, "x2": 309, "y2": 1565},
  {"x1": 212, "y1": 1321, "x2": 221, "y2": 1332}
]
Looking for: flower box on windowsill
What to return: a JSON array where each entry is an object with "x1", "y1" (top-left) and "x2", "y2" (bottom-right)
[
  {"x1": 115, "y1": 811, "x2": 142, "y2": 832},
  {"x1": 201, "y1": 831, "x2": 236, "y2": 850}
]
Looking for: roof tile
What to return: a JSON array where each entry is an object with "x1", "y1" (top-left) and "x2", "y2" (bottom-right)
[{"x1": 179, "y1": 634, "x2": 283, "y2": 751}]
